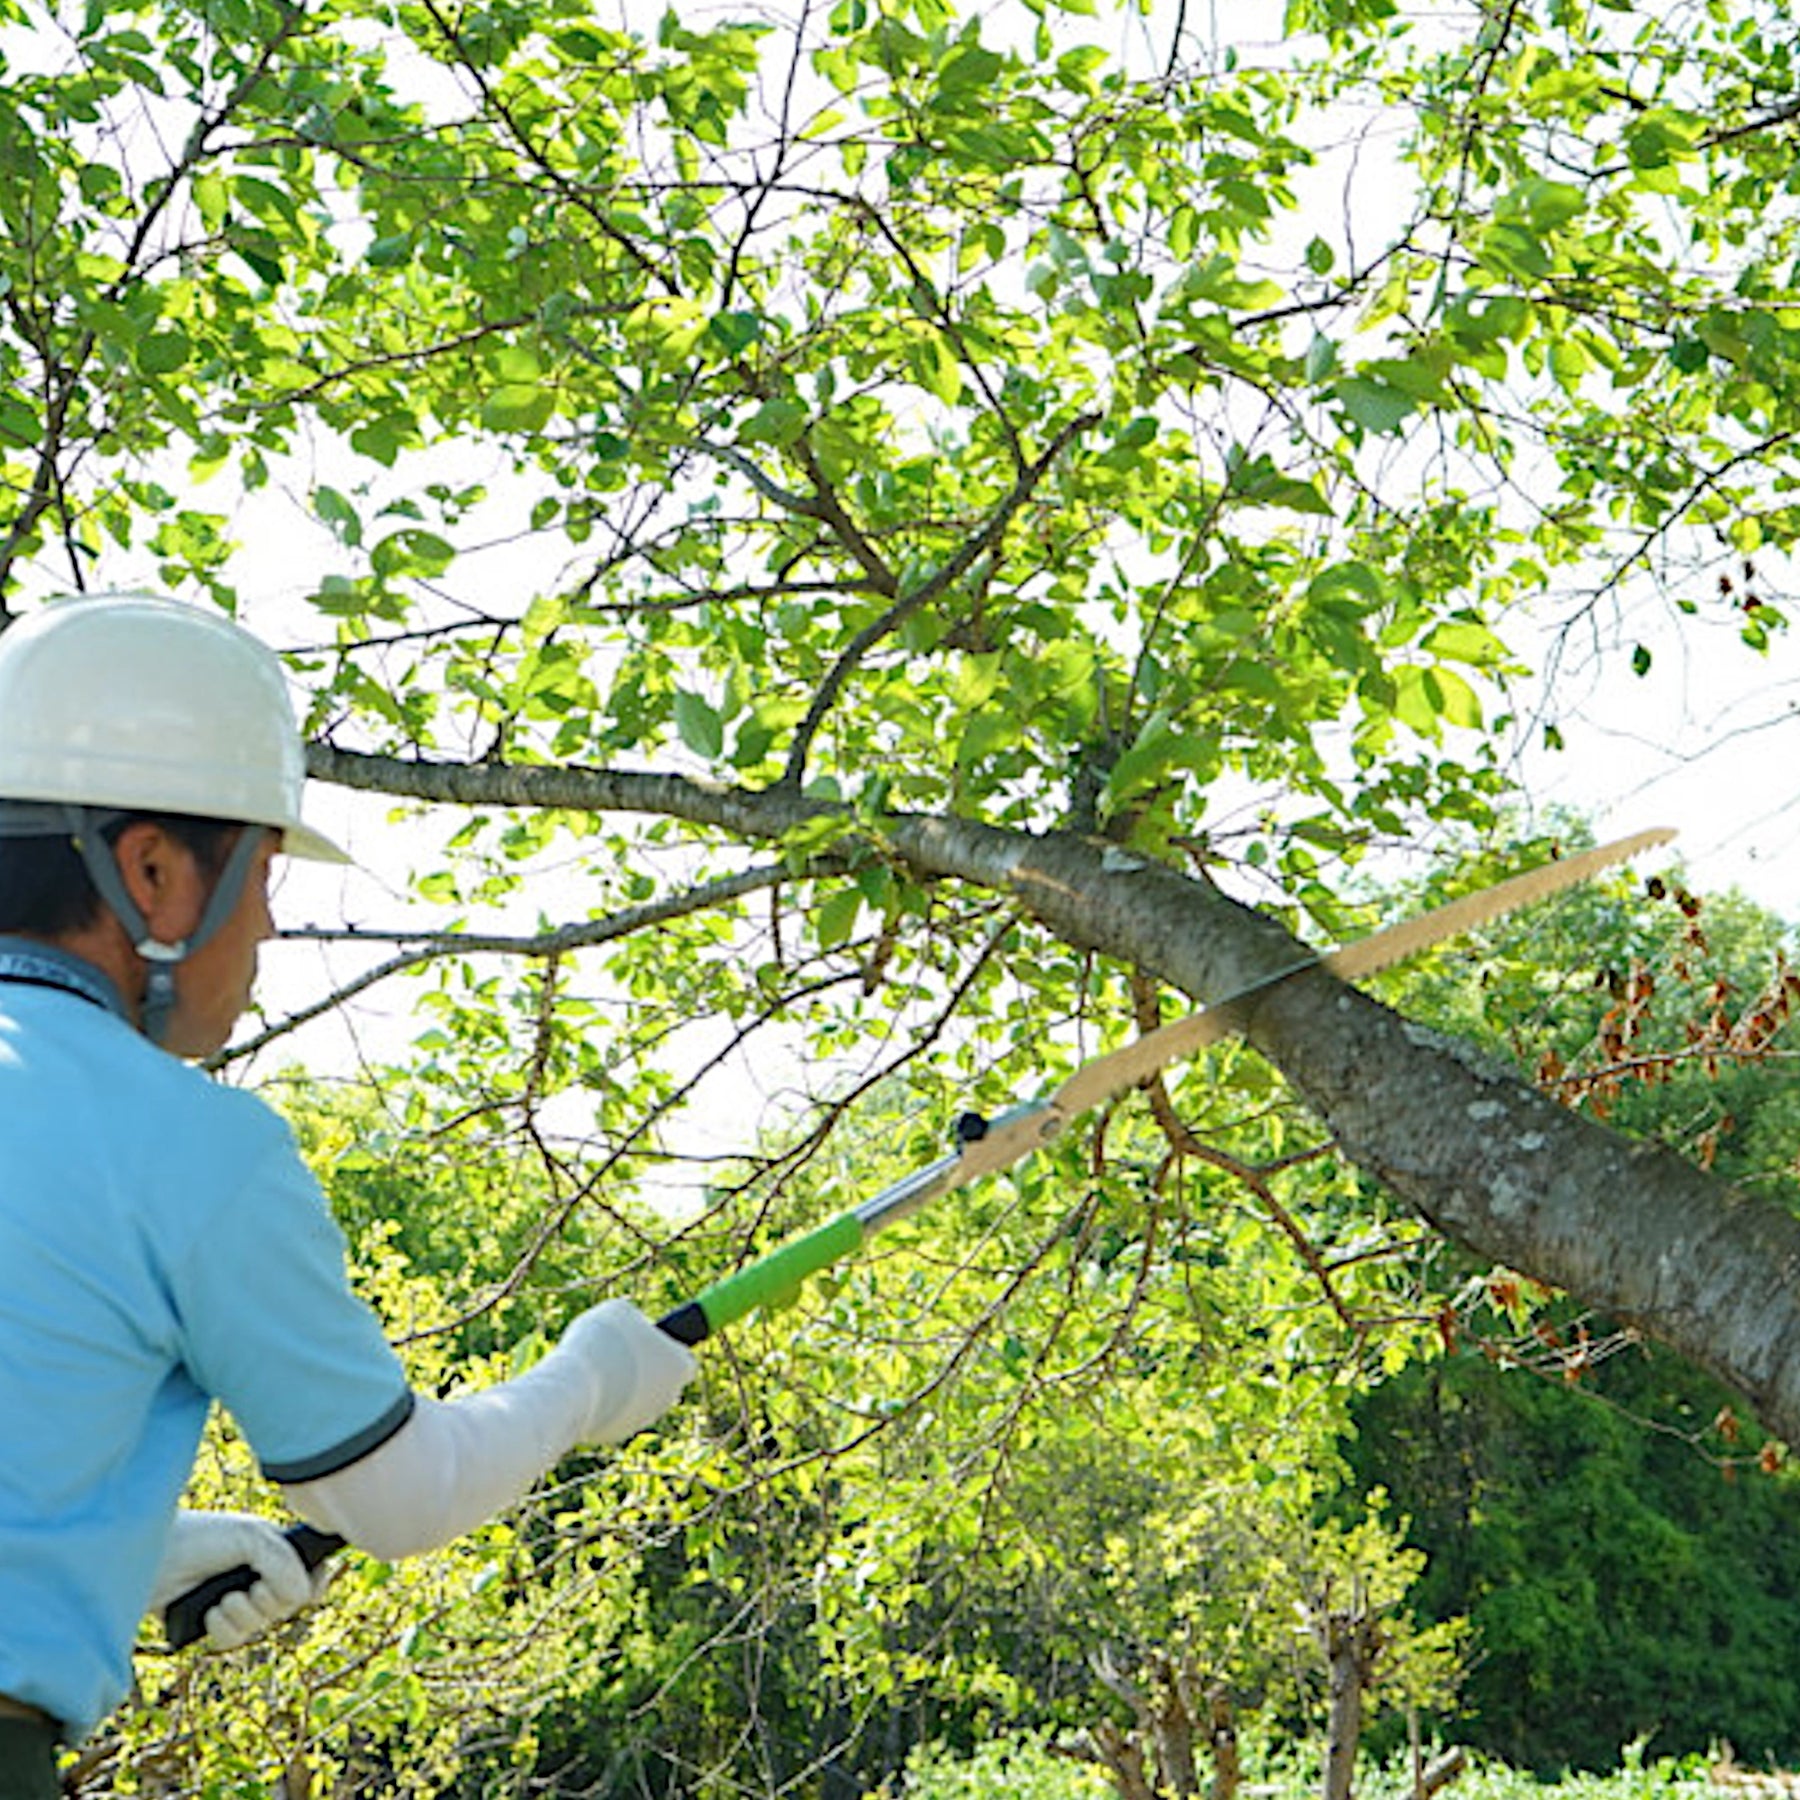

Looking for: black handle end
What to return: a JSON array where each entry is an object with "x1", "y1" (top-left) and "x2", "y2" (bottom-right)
[
  {"x1": 163, "y1": 1522, "x2": 347, "y2": 1650},
  {"x1": 656, "y1": 1300, "x2": 711, "y2": 1347}
]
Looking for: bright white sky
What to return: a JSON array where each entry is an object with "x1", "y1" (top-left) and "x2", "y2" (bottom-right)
[{"x1": 1510, "y1": 586, "x2": 1800, "y2": 915}]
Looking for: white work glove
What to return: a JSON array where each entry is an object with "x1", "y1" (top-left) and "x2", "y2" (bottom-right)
[
  {"x1": 148, "y1": 1509, "x2": 328, "y2": 1650},
  {"x1": 541, "y1": 1297, "x2": 698, "y2": 1446}
]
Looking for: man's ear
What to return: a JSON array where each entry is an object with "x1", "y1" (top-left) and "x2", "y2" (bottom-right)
[{"x1": 106, "y1": 821, "x2": 200, "y2": 938}]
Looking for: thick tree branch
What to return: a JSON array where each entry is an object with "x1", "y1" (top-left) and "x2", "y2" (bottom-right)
[{"x1": 995, "y1": 833, "x2": 1800, "y2": 1449}]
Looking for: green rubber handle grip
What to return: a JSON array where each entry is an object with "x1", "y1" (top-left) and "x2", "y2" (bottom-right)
[{"x1": 685, "y1": 1210, "x2": 864, "y2": 1338}]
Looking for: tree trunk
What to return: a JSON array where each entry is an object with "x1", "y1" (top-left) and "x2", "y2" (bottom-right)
[
  {"x1": 1417, "y1": 1745, "x2": 1468, "y2": 1800},
  {"x1": 1208, "y1": 1686, "x2": 1242, "y2": 1800},
  {"x1": 312, "y1": 753, "x2": 1800, "y2": 1445},
  {"x1": 1081, "y1": 1722, "x2": 1159, "y2": 1800},
  {"x1": 1319, "y1": 1612, "x2": 1381, "y2": 1800},
  {"x1": 1151, "y1": 1666, "x2": 1200, "y2": 1799}
]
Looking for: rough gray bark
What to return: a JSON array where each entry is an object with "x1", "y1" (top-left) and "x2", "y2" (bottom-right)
[
  {"x1": 1318, "y1": 1607, "x2": 1380, "y2": 1800},
  {"x1": 310, "y1": 749, "x2": 1800, "y2": 1444}
]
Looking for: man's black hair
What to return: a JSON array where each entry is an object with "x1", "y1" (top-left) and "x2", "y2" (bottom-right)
[{"x1": 0, "y1": 815, "x2": 238, "y2": 937}]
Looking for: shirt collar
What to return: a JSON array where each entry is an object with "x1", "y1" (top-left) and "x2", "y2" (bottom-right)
[{"x1": 0, "y1": 937, "x2": 128, "y2": 1020}]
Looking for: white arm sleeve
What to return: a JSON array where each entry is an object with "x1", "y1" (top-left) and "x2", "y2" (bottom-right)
[
  {"x1": 283, "y1": 1378, "x2": 580, "y2": 1562},
  {"x1": 282, "y1": 1298, "x2": 697, "y2": 1562}
]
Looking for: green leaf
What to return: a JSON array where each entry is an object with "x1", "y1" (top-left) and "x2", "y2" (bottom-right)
[
  {"x1": 937, "y1": 45, "x2": 1003, "y2": 98},
  {"x1": 491, "y1": 344, "x2": 542, "y2": 383},
  {"x1": 1429, "y1": 665, "x2": 1482, "y2": 728},
  {"x1": 311, "y1": 575, "x2": 368, "y2": 617},
  {"x1": 815, "y1": 886, "x2": 862, "y2": 949},
  {"x1": 480, "y1": 384, "x2": 556, "y2": 431},
  {"x1": 905, "y1": 329, "x2": 963, "y2": 404},
  {"x1": 1220, "y1": 659, "x2": 1287, "y2": 706},
  {"x1": 1234, "y1": 454, "x2": 1333, "y2": 516},
  {"x1": 233, "y1": 174, "x2": 299, "y2": 227},
  {"x1": 1449, "y1": 294, "x2": 1530, "y2": 345},
  {"x1": 673, "y1": 690, "x2": 725, "y2": 759},
  {"x1": 1624, "y1": 110, "x2": 1701, "y2": 172},
  {"x1": 0, "y1": 393, "x2": 41, "y2": 447},
  {"x1": 349, "y1": 414, "x2": 422, "y2": 467},
  {"x1": 1396, "y1": 664, "x2": 1482, "y2": 732},
  {"x1": 1476, "y1": 222, "x2": 1551, "y2": 281},
  {"x1": 1309, "y1": 562, "x2": 1385, "y2": 608},
  {"x1": 956, "y1": 706, "x2": 1014, "y2": 771},
  {"x1": 1424, "y1": 619, "x2": 1509, "y2": 668},
  {"x1": 1501, "y1": 177, "x2": 1586, "y2": 232},
  {"x1": 708, "y1": 310, "x2": 764, "y2": 354},
  {"x1": 229, "y1": 231, "x2": 284, "y2": 285},
  {"x1": 314, "y1": 485, "x2": 362, "y2": 548},
  {"x1": 1104, "y1": 717, "x2": 1217, "y2": 804},
  {"x1": 371, "y1": 529, "x2": 455, "y2": 579},
  {"x1": 192, "y1": 171, "x2": 228, "y2": 231},
  {"x1": 136, "y1": 331, "x2": 192, "y2": 374},
  {"x1": 740, "y1": 398, "x2": 808, "y2": 445},
  {"x1": 1393, "y1": 666, "x2": 1439, "y2": 736},
  {"x1": 1336, "y1": 376, "x2": 1418, "y2": 435}
]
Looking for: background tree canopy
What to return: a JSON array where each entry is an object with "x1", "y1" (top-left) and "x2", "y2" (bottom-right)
[{"x1": 9, "y1": 0, "x2": 1800, "y2": 1792}]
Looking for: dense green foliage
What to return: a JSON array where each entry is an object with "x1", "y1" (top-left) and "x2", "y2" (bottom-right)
[
  {"x1": 903, "y1": 1733, "x2": 1115, "y2": 1799},
  {"x1": 1353, "y1": 1346, "x2": 1800, "y2": 1771},
  {"x1": 905, "y1": 1737, "x2": 1729, "y2": 1800}
]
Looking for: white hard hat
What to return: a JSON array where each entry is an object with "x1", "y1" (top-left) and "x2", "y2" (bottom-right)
[{"x1": 0, "y1": 592, "x2": 349, "y2": 863}]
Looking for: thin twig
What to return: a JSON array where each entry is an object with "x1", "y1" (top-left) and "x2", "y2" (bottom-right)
[
  {"x1": 780, "y1": 409, "x2": 1098, "y2": 787},
  {"x1": 212, "y1": 863, "x2": 789, "y2": 1068}
]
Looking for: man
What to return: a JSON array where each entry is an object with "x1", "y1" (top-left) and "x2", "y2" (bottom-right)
[{"x1": 0, "y1": 594, "x2": 698, "y2": 1797}]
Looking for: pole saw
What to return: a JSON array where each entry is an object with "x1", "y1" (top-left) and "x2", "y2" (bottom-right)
[{"x1": 164, "y1": 825, "x2": 1674, "y2": 1649}]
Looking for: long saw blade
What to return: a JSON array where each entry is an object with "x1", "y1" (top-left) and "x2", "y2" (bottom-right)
[
  {"x1": 853, "y1": 826, "x2": 1679, "y2": 1241},
  {"x1": 1048, "y1": 825, "x2": 1678, "y2": 1120}
]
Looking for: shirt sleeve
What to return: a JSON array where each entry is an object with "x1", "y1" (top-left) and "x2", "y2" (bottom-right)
[{"x1": 164, "y1": 1119, "x2": 415, "y2": 1483}]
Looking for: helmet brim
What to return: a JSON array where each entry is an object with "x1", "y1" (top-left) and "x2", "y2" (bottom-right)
[{"x1": 282, "y1": 820, "x2": 355, "y2": 865}]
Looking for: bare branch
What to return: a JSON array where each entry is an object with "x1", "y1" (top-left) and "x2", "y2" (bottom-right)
[{"x1": 211, "y1": 862, "x2": 789, "y2": 1068}]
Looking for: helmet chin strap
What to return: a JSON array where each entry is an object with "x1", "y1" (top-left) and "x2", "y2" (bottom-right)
[{"x1": 64, "y1": 808, "x2": 271, "y2": 1046}]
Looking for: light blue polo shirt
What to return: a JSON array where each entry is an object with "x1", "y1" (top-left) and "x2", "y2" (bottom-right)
[{"x1": 0, "y1": 941, "x2": 414, "y2": 1738}]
